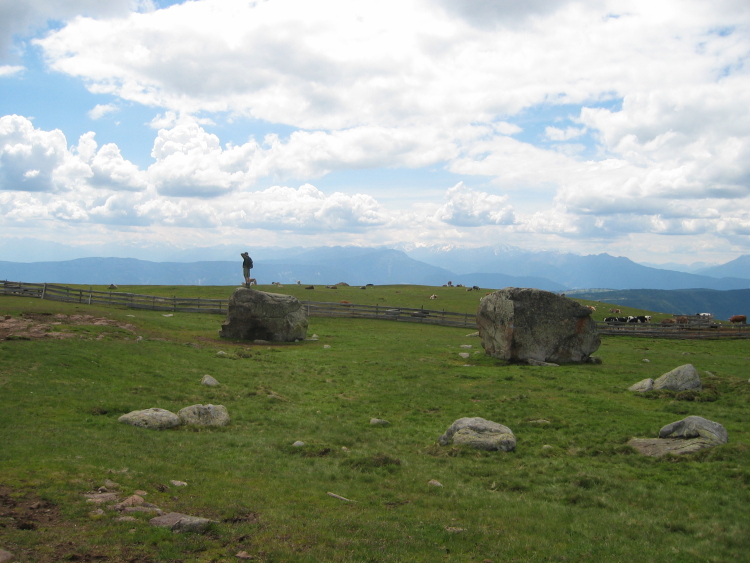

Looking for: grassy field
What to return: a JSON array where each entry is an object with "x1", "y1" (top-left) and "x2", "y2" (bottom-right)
[{"x1": 0, "y1": 288, "x2": 748, "y2": 562}]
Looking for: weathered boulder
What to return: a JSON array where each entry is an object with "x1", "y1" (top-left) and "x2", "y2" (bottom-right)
[
  {"x1": 0, "y1": 549, "x2": 14, "y2": 563},
  {"x1": 438, "y1": 417, "x2": 516, "y2": 451},
  {"x1": 659, "y1": 416, "x2": 727, "y2": 444},
  {"x1": 200, "y1": 374, "x2": 219, "y2": 386},
  {"x1": 477, "y1": 288, "x2": 600, "y2": 364},
  {"x1": 628, "y1": 416, "x2": 728, "y2": 457},
  {"x1": 178, "y1": 404, "x2": 230, "y2": 426},
  {"x1": 629, "y1": 378, "x2": 654, "y2": 392},
  {"x1": 653, "y1": 364, "x2": 701, "y2": 391},
  {"x1": 219, "y1": 288, "x2": 307, "y2": 342},
  {"x1": 118, "y1": 408, "x2": 181, "y2": 430}
]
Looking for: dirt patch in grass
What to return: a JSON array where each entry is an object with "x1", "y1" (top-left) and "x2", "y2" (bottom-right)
[{"x1": 0, "y1": 313, "x2": 137, "y2": 341}]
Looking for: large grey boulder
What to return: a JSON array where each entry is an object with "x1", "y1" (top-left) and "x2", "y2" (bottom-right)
[
  {"x1": 438, "y1": 417, "x2": 516, "y2": 451},
  {"x1": 653, "y1": 364, "x2": 702, "y2": 391},
  {"x1": 219, "y1": 288, "x2": 308, "y2": 342},
  {"x1": 118, "y1": 408, "x2": 181, "y2": 430},
  {"x1": 659, "y1": 416, "x2": 727, "y2": 444},
  {"x1": 178, "y1": 404, "x2": 230, "y2": 426},
  {"x1": 628, "y1": 416, "x2": 728, "y2": 457},
  {"x1": 477, "y1": 288, "x2": 600, "y2": 364}
]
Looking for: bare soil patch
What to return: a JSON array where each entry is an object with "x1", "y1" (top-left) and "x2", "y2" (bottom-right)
[{"x1": 0, "y1": 313, "x2": 137, "y2": 341}]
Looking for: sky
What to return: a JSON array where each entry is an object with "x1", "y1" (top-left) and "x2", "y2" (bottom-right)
[{"x1": 1, "y1": 0, "x2": 749, "y2": 264}]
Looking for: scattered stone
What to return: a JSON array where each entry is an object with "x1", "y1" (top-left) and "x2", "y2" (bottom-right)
[
  {"x1": 466, "y1": 331, "x2": 479, "y2": 337},
  {"x1": 170, "y1": 480, "x2": 188, "y2": 487},
  {"x1": 253, "y1": 339, "x2": 269, "y2": 344},
  {"x1": 629, "y1": 378, "x2": 654, "y2": 392},
  {"x1": 150, "y1": 512, "x2": 215, "y2": 533},
  {"x1": 200, "y1": 374, "x2": 220, "y2": 386},
  {"x1": 0, "y1": 549, "x2": 13, "y2": 562},
  {"x1": 219, "y1": 287, "x2": 308, "y2": 342},
  {"x1": 705, "y1": 371, "x2": 717, "y2": 378},
  {"x1": 113, "y1": 495, "x2": 145, "y2": 510},
  {"x1": 123, "y1": 506, "x2": 163, "y2": 515},
  {"x1": 341, "y1": 446, "x2": 350, "y2": 452},
  {"x1": 477, "y1": 288, "x2": 600, "y2": 364},
  {"x1": 84, "y1": 492, "x2": 119, "y2": 504},
  {"x1": 659, "y1": 416, "x2": 728, "y2": 444},
  {"x1": 642, "y1": 359, "x2": 650, "y2": 363},
  {"x1": 134, "y1": 490, "x2": 147, "y2": 496},
  {"x1": 178, "y1": 404, "x2": 230, "y2": 427},
  {"x1": 653, "y1": 364, "x2": 702, "y2": 392},
  {"x1": 118, "y1": 408, "x2": 182, "y2": 430},
  {"x1": 459, "y1": 344, "x2": 472, "y2": 349},
  {"x1": 525, "y1": 359, "x2": 559, "y2": 367},
  {"x1": 292, "y1": 441, "x2": 305, "y2": 447},
  {"x1": 370, "y1": 418, "x2": 390, "y2": 426},
  {"x1": 428, "y1": 479, "x2": 443, "y2": 487},
  {"x1": 529, "y1": 419, "x2": 550, "y2": 425},
  {"x1": 445, "y1": 526, "x2": 466, "y2": 533},
  {"x1": 459, "y1": 352, "x2": 470, "y2": 359},
  {"x1": 629, "y1": 416, "x2": 728, "y2": 457},
  {"x1": 108, "y1": 468, "x2": 128, "y2": 474},
  {"x1": 115, "y1": 516, "x2": 138, "y2": 522},
  {"x1": 327, "y1": 492, "x2": 354, "y2": 502},
  {"x1": 323, "y1": 344, "x2": 332, "y2": 349},
  {"x1": 104, "y1": 479, "x2": 119, "y2": 489},
  {"x1": 236, "y1": 551, "x2": 254, "y2": 560},
  {"x1": 438, "y1": 417, "x2": 516, "y2": 452},
  {"x1": 89, "y1": 508, "x2": 106, "y2": 517},
  {"x1": 216, "y1": 351, "x2": 228, "y2": 356},
  {"x1": 541, "y1": 445, "x2": 553, "y2": 450},
  {"x1": 163, "y1": 314, "x2": 173, "y2": 317}
]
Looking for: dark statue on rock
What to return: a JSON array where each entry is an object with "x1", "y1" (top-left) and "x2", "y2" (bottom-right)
[
  {"x1": 477, "y1": 287, "x2": 600, "y2": 364},
  {"x1": 219, "y1": 287, "x2": 308, "y2": 342}
]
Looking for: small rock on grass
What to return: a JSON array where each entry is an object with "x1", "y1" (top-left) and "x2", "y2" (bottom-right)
[
  {"x1": 236, "y1": 551, "x2": 254, "y2": 560},
  {"x1": 104, "y1": 479, "x2": 119, "y2": 489},
  {"x1": 84, "y1": 492, "x2": 119, "y2": 503},
  {"x1": 170, "y1": 480, "x2": 188, "y2": 487},
  {"x1": 292, "y1": 441, "x2": 305, "y2": 447},
  {"x1": 118, "y1": 408, "x2": 181, "y2": 430},
  {"x1": 0, "y1": 549, "x2": 14, "y2": 563},
  {"x1": 150, "y1": 512, "x2": 215, "y2": 533},
  {"x1": 370, "y1": 418, "x2": 390, "y2": 426},
  {"x1": 459, "y1": 352, "x2": 470, "y2": 359},
  {"x1": 323, "y1": 344, "x2": 332, "y2": 349},
  {"x1": 428, "y1": 479, "x2": 443, "y2": 487},
  {"x1": 201, "y1": 374, "x2": 220, "y2": 386},
  {"x1": 460, "y1": 344, "x2": 472, "y2": 349}
]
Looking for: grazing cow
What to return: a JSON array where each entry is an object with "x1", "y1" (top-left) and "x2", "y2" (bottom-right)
[
  {"x1": 729, "y1": 315, "x2": 747, "y2": 324},
  {"x1": 429, "y1": 294, "x2": 438, "y2": 300},
  {"x1": 447, "y1": 281, "x2": 453, "y2": 287},
  {"x1": 661, "y1": 318, "x2": 676, "y2": 325},
  {"x1": 604, "y1": 316, "x2": 629, "y2": 323},
  {"x1": 305, "y1": 285, "x2": 315, "y2": 290},
  {"x1": 609, "y1": 308, "x2": 622, "y2": 314},
  {"x1": 360, "y1": 286, "x2": 367, "y2": 289},
  {"x1": 456, "y1": 284, "x2": 465, "y2": 288},
  {"x1": 676, "y1": 316, "x2": 689, "y2": 324},
  {"x1": 326, "y1": 285, "x2": 338, "y2": 289},
  {"x1": 340, "y1": 300, "x2": 351, "y2": 304},
  {"x1": 297, "y1": 280, "x2": 301, "y2": 285},
  {"x1": 466, "y1": 287, "x2": 473, "y2": 292},
  {"x1": 472, "y1": 286, "x2": 480, "y2": 291}
]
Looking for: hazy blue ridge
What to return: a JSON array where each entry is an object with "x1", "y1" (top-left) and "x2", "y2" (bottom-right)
[
  {"x1": 696, "y1": 255, "x2": 750, "y2": 279},
  {"x1": 573, "y1": 288, "x2": 750, "y2": 320},
  {"x1": 405, "y1": 246, "x2": 750, "y2": 290}
]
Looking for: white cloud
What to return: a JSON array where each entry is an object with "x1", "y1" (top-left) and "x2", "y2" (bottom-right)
[
  {"x1": 87, "y1": 103, "x2": 118, "y2": 120},
  {"x1": 0, "y1": 65, "x2": 24, "y2": 77},
  {"x1": 436, "y1": 182, "x2": 515, "y2": 226},
  {"x1": 545, "y1": 126, "x2": 586, "y2": 141}
]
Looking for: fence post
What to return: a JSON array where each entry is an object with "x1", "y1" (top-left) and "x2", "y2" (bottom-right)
[
  {"x1": 173, "y1": 296, "x2": 176, "y2": 312},
  {"x1": 88, "y1": 287, "x2": 92, "y2": 305},
  {"x1": 42, "y1": 283, "x2": 47, "y2": 300}
]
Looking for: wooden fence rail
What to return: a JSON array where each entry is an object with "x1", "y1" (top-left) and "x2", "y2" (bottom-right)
[
  {"x1": 3, "y1": 279, "x2": 749, "y2": 337},
  {"x1": 0, "y1": 280, "x2": 478, "y2": 329}
]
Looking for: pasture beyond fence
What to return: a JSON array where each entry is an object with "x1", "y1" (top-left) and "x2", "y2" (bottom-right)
[{"x1": 3, "y1": 280, "x2": 749, "y2": 338}]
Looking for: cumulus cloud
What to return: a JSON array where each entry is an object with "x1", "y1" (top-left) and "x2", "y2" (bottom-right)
[
  {"x1": 87, "y1": 103, "x2": 118, "y2": 120},
  {"x1": 436, "y1": 183, "x2": 515, "y2": 226},
  {"x1": 0, "y1": 65, "x2": 24, "y2": 77}
]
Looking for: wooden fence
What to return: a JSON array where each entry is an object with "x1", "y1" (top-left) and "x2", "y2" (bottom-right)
[
  {"x1": 3, "y1": 279, "x2": 748, "y2": 337},
  {"x1": 0, "y1": 280, "x2": 477, "y2": 329}
]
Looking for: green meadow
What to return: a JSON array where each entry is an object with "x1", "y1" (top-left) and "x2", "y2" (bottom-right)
[{"x1": 0, "y1": 285, "x2": 748, "y2": 562}]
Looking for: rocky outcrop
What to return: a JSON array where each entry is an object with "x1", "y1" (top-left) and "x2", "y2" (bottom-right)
[
  {"x1": 477, "y1": 288, "x2": 600, "y2": 364},
  {"x1": 177, "y1": 404, "x2": 230, "y2": 426},
  {"x1": 438, "y1": 417, "x2": 516, "y2": 451},
  {"x1": 118, "y1": 408, "x2": 181, "y2": 430},
  {"x1": 628, "y1": 416, "x2": 728, "y2": 457},
  {"x1": 653, "y1": 364, "x2": 702, "y2": 391},
  {"x1": 219, "y1": 288, "x2": 308, "y2": 342}
]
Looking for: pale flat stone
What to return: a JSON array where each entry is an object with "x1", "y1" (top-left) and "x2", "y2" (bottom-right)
[
  {"x1": 370, "y1": 418, "x2": 390, "y2": 426},
  {"x1": 628, "y1": 437, "x2": 718, "y2": 457},
  {"x1": 459, "y1": 352, "x2": 470, "y2": 359},
  {"x1": 150, "y1": 512, "x2": 215, "y2": 533},
  {"x1": 629, "y1": 378, "x2": 654, "y2": 392},
  {"x1": 439, "y1": 417, "x2": 516, "y2": 452},
  {"x1": 200, "y1": 374, "x2": 220, "y2": 386},
  {"x1": 292, "y1": 441, "x2": 305, "y2": 447},
  {"x1": 170, "y1": 480, "x2": 188, "y2": 487},
  {"x1": 178, "y1": 404, "x2": 230, "y2": 427},
  {"x1": 428, "y1": 479, "x2": 443, "y2": 487},
  {"x1": 84, "y1": 492, "x2": 119, "y2": 503},
  {"x1": 118, "y1": 408, "x2": 181, "y2": 430}
]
